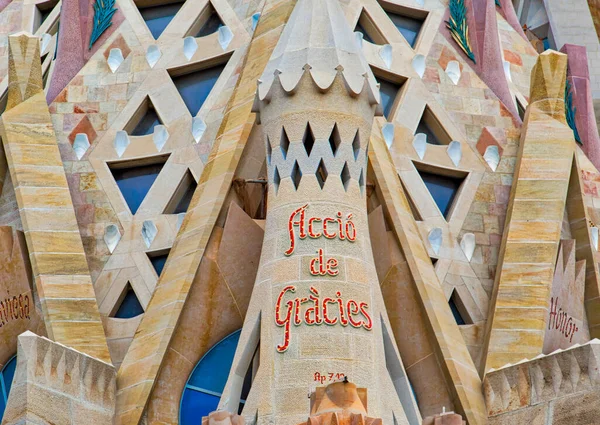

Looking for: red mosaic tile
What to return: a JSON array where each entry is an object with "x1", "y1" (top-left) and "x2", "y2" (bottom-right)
[{"x1": 68, "y1": 115, "x2": 98, "y2": 145}]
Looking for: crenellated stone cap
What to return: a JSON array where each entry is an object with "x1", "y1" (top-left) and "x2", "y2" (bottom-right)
[
  {"x1": 529, "y1": 50, "x2": 568, "y2": 120},
  {"x1": 256, "y1": 0, "x2": 380, "y2": 109},
  {"x1": 6, "y1": 32, "x2": 43, "y2": 111}
]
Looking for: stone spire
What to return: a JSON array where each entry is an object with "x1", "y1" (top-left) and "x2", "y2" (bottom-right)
[
  {"x1": 215, "y1": 0, "x2": 419, "y2": 424},
  {"x1": 256, "y1": 0, "x2": 380, "y2": 108}
]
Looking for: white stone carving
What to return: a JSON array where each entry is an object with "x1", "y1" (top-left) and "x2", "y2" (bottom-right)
[
  {"x1": 73, "y1": 133, "x2": 90, "y2": 160},
  {"x1": 592, "y1": 226, "x2": 599, "y2": 251},
  {"x1": 447, "y1": 141, "x2": 462, "y2": 167},
  {"x1": 153, "y1": 125, "x2": 169, "y2": 152},
  {"x1": 114, "y1": 131, "x2": 130, "y2": 158},
  {"x1": 379, "y1": 44, "x2": 393, "y2": 69},
  {"x1": 484, "y1": 145, "x2": 500, "y2": 171},
  {"x1": 503, "y1": 60, "x2": 512, "y2": 82},
  {"x1": 107, "y1": 48, "x2": 124, "y2": 73},
  {"x1": 354, "y1": 31, "x2": 364, "y2": 48},
  {"x1": 104, "y1": 224, "x2": 121, "y2": 253},
  {"x1": 40, "y1": 33, "x2": 52, "y2": 56},
  {"x1": 142, "y1": 220, "x2": 158, "y2": 249},
  {"x1": 412, "y1": 54, "x2": 426, "y2": 78},
  {"x1": 218, "y1": 26, "x2": 234, "y2": 50},
  {"x1": 146, "y1": 45, "x2": 161, "y2": 68},
  {"x1": 192, "y1": 117, "x2": 207, "y2": 143},
  {"x1": 176, "y1": 213, "x2": 186, "y2": 233},
  {"x1": 413, "y1": 133, "x2": 427, "y2": 159},
  {"x1": 183, "y1": 37, "x2": 198, "y2": 61},
  {"x1": 428, "y1": 228, "x2": 442, "y2": 255},
  {"x1": 460, "y1": 233, "x2": 476, "y2": 262},
  {"x1": 445, "y1": 60, "x2": 461, "y2": 85},
  {"x1": 252, "y1": 13, "x2": 261, "y2": 31},
  {"x1": 382, "y1": 123, "x2": 394, "y2": 149}
]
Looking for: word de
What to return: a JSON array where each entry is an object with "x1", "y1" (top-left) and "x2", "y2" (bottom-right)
[
  {"x1": 275, "y1": 286, "x2": 372, "y2": 352},
  {"x1": 0, "y1": 293, "x2": 31, "y2": 327},
  {"x1": 313, "y1": 372, "x2": 345, "y2": 385},
  {"x1": 309, "y1": 249, "x2": 338, "y2": 276},
  {"x1": 548, "y1": 297, "x2": 579, "y2": 343},
  {"x1": 285, "y1": 204, "x2": 356, "y2": 256}
]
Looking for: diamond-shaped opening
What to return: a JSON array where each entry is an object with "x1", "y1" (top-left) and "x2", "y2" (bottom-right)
[
  {"x1": 148, "y1": 249, "x2": 170, "y2": 277},
  {"x1": 138, "y1": 1, "x2": 185, "y2": 39},
  {"x1": 189, "y1": 3, "x2": 224, "y2": 37},
  {"x1": 280, "y1": 127, "x2": 290, "y2": 160},
  {"x1": 354, "y1": 8, "x2": 387, "y2": 45},
  {"x1": 415, "y1": 106, "x2": 452, "y2": 145},
  {"x1": 352, "y1": 129, "x2": 361, "y2": 161},
  {"x1": 164, "y1": 169, "x2": 197, "y2": 214},
  {"x1": 341, "y1": 162, "x2": 351, "y2": 192},
  {"x1": 302, "y1": 123, "x2": 315, "y2": 157},
  {"x1": 416, "y1": 166, "x2": 466, "y2": 219},
  {"x1": 112, "y1": 283, "x2": 144, "y2": 319},
  {"x1": 291, "y1": 161, "x2": 302, "y2": 190},
  {"x1": 36, "y1": 0, "x2": 58, "y2": 30},
  {"x1": 358, "y1": 169, "x2": 365, "y2": 194},
  {"x1": 329, "y1": 124, "x2": 342, "y2": 157},
  {"x1": 380, "y1": 3, "x2": 427, "y2": 48},
  {"x1": 516, "y1": 97, "x2": 525, "y2": 121},
  {"x1": 126, "y1": 98, "x2": 163, "y2": 136},
  {"x1": 449, "y1": 290, "x2": 472, "y2": 325},
  {"x1": 273, "y1": 167, "x2": 281, "y2": 194},
  {"x1": 316, "y1": 159, "x2": 328, "y2": 189},
  {"x1": 170, "y1": 59, "x2": 227, "y2": 116},
  {"x1": 431, "y1": 257, "x2": 438, "y2": 266},
  {"x1": 266, "y1": 136, "x2": 273, "y2": 164},
  {"x1": 109, "y1": 155, "x2": 169, "y2": 215},
  {"x1": 399, "y1": 177, "x2": 423, "y2": 221},
  {"x1": 373, "y1": 70, "x2": 405, "y2": 120}
]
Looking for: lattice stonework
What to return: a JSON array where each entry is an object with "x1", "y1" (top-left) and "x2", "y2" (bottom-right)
[{"x1": 2, "y1": 0, "x2": 600, "y2": 424}]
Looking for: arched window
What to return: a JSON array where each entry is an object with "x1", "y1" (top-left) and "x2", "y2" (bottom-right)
[
  {"x1": 179, "y1": 330, "x2": 255, "y2": 424},
  {"x1": 0, "y1": 355, "x2": 17, "y2": 420}
]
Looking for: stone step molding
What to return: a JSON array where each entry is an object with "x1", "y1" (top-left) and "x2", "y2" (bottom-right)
[{"x1": 484, "y1": 339, "x2": 600, "y2": 424}]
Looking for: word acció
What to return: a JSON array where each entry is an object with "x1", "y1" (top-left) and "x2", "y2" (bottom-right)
[
  {"x1": 285, "y1": 204, "x2": 356, "y2": 256},
  {"x1": 275, "y1": 286, "x2": 372, "y2": 352},
  {"x1": 0, "y1": 293, "x2": 31, "y2": 327},
  {"x1": 548, "y1": 297, "x2": 579, "y2": 343}
]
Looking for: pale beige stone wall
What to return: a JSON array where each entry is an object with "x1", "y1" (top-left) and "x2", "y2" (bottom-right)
[{"x1": 2, "y1": 331, "x2": 116, "y2": 425}]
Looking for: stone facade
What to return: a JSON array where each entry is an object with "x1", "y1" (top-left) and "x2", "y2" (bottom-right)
[{"x1": 1, "y1": 0, "x2": 600, "y2": 424}]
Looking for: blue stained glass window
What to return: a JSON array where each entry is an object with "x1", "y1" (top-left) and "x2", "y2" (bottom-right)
[
  {"x1": 180, "y1": 330, "x2": 252, "y2": 424},
  {"x1": 114, "y1": 286, "x2": 144, "y2": 319},
  {"x1": 387, "y1": 12, "x2": 423, "y2": 48},
  {"x1": 354, "y1": 22, "x2": 374, "y2": 43},
  {"x1": 149, "y1": 253, "x2": 169, "y2": 277},
  {"x1": 131, "y1": 108, "x2": 162, "y2": 136},
  {"x1": 140, "y1": 2, "x2": 185, "y2": 39},
  {"x1": 377, "y1": 77, "x2": 401, "y2": 119},
  {"x1": 172, "y1": 64, "x2": 225, "y2": 116},
  {"x1": 449, "y1": 296, "x2": 466, "y2": 325},
  {"x1": 416, "y1": 117, "x2": 440, "y2": 145},
  {"x1": 110, "y1": 160, "x2": 166, "y2": 215},
  {"x1": 418, "y1": 170, "x2": 463, "y2": 218},
  {"x1": 173, "y1": 180, "x2": 196, "y2": 214},
  {"x1": 0, "y1": 355, "x2": 17, "y2": 420},
  {"x1": 197, "y1": 10, "x2": 224, "y2": 37}
]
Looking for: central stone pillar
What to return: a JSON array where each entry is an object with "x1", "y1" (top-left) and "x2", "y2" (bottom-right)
[{"x1": 218, "y1": 0, "x2": 418, "y2": 424}]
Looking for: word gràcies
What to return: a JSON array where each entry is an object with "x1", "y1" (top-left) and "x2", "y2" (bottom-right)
[
  {"x1": 285, "y1": 204, "x2": 356, "y2": 256},
  {"x1": 275, "y1": 286, "x2": 372, "y2": 352}
]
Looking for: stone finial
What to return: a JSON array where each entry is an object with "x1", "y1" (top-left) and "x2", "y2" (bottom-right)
[
  {"x1": 529, "y1": 50, "x2": 568, "y2": 120},
  {"x1": 7, "y1": 33, "x2": 44, "y2": 110},
  {"x1": 201, "y1": 411, "x2": 245, "y2": 425},
  {"x1": 296, "y1": 381, "x2": 382, "y2": 425},
  {"x1": 256, "y1": 0, "x2": 380, "y2": 107},
  {"x1": 422, "y1": 412, "x2": 466, "y2": 425}
]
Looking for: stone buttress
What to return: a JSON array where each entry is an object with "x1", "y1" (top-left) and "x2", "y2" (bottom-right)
[{"x1": 215, "y1": 0, "x2": 420, "y2": 424}]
